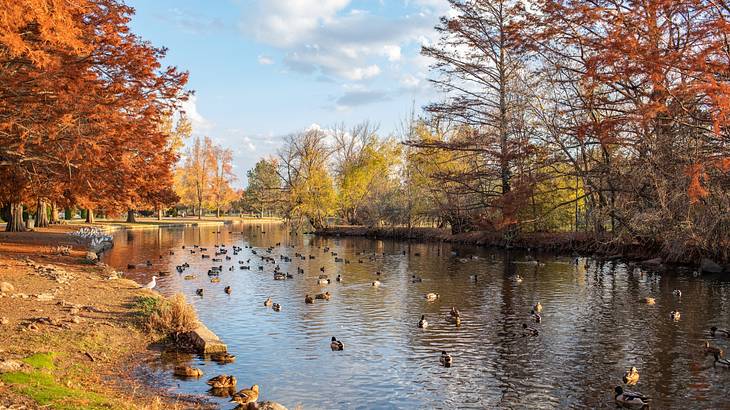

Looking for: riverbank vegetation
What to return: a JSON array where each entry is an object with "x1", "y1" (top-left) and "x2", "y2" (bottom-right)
[{"x1": 239, "y1": 1, "x2": 730, "y2": 263}]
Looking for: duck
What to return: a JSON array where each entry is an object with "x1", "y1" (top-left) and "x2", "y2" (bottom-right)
[
  {"x1": 522, "y1": 323, "x2": 539, "y2": 337},
  {"x1": 670, "y1": 310, "x2": 681, "y2": 321},
  {"x1": 174, "y1": 366, "x2": 202, "y2": 378},
  {"x1": 710, "y1": 326, "x2": 730, "y2": 338},
  {"x1": 449, "y1": 307, "x2": 460, "y2": 318},
  {"x1": 273, "y1": 272, "x2": 286, "y2": 280},
  {"x1": 614, "y1": 386, "x2": 649, "y2": 408},
  {"x1": 643, "y1": 297, "x2": 656, "y2": 305},
  {"x1": 210, "y1": 277, "x2": 220, "y2": 283},
  {"x1": 371, "y1": 280, "x2": 381, "y2": 287},
  {"x1": 330, "y1": 336, "x2": 344, "y2": 351},
  {"x1": 196, "y1": 288, "x2": 204, "y2": 296},
  {"x1": 418, "y1": 315, "x2": 428, "y2": 328},
  {"x1": 623, "y1": 367, "x2": 640, "y2": 385},
  {"x1": 704, "y1": 340, "x2": 724, "y2": 357},
  {"x1": 264, "y1": 297, "x2": 273, "y2": 307},
  {"x1": 207, "y1": 375, "x2": 237, "y2": 389},
  {"x1": 315, "y1": 292, "x2": 331, "y2": 300},
  {"x1": 439, "y1": 351, "x2": 453, "y2": 367},
  {"x1": 230, "y1": 384, "x2": 259, "y2": 406},
  {"x1": 336, "y1": 274, "x2": 342, "y2": 282},
  {"x1": 425, "y1": 292, "x2": 439, "y2": 301},
  {"x1": 411, "y1": 275, "x2": 422, "y2": 283},
  {"x1": 515, "y1": 275, "x2": 523, "y2": 283},
  {"x1": 672, "y1": 289, "x2": 682, "y2": 297},
  {"x1": 272, "y1": 303, "x2": 282, "y2": 312},
  {"x1": 531, "y1": 309, "x2": 542, "y2": 323},
  {"x1": 224, "y1": 286, "x2": 231, "y2": 294},
  {"x1": 305, "y1": 294, "x2": 314, "y2": 304},
  {"x1": 211, "y1": 353, "x2": 236, "y2": 363},
  {"x1": 317, "y1": 278, "x2": 331, "y2": 285},
  {"x1": 714, "y1": 352, "x2": 730, "y2": 368},
  {"x1": 533, "y1": 302, "x2": 543, "y2": 313},
  {"x1": 448, "y1": 315, "x2": 462, "y2": 327}
]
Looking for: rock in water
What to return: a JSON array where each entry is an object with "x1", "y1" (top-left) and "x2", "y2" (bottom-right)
[
  {"x1": 0, "y1": 282, "x2": 14, "y2": 294},
  {"x1": 701, "y1": 258, "x2": 723, "y2": 274}
]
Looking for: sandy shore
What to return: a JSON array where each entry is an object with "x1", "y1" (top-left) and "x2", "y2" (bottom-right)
[{"x1": 0, "y1": 226, "x2": 214, "y2": 409}]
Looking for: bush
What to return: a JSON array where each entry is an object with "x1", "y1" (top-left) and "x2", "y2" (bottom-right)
[{"x1": 145, "y1": 293, "x2": 199, "y2": 337}]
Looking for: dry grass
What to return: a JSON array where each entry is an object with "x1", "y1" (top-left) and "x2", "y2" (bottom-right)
[{"x1": 146, "y1": 293, "x2": 199, "y2": 336}]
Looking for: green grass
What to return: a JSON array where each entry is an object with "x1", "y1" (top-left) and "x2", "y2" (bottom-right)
[
  {"x1": 1, "y1": 352, "x2": 116, "y2": 410},
  {"x1": 21, "y1": 352, "x2": 56, "y2": 370},
  {"x1": 133, "y1": 295, "x2": 162, "y2": 316}
]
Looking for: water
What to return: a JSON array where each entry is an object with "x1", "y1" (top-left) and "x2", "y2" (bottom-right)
[{"x1": 102, "y1": 222, "x2": 730, "y2": 409}]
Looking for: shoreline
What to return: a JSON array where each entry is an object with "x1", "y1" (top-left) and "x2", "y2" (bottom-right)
[
  {"x1": 0, "y1": 226, "x2": 215, "y2": 409},
  {"x1": 315, "y1": 226, "x2": 728, "y2": 272}
]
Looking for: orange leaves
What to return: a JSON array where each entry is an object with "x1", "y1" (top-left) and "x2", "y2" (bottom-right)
[{"x1": 686, "y1": 164, "x2": 709, "y2": 205}]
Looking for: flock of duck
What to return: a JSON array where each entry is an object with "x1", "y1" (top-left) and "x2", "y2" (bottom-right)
[{"x1": 134, "y1": 230, "x2": 730, "y2": 409}]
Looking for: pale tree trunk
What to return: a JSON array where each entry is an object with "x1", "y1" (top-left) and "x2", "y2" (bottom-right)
[
  {"x1": 198, "y1": 204, "x2": 203, "y2": 219},
  {"x1": 86, "y1": 208, "x2": 95, "y2": 224},
  {"x1": 36, "y1": 200, "x2": 49, "y2": 228},
  {"x1": 6, "y1": 203, "x2": 26, "y2": 232},
  {"x1": 157, "y1": 207, "x2": 163, "y2": 220},
  {"x1": 126, "y1": 209, "x2": 137, "y2": 223},
  {"x1": 216, "y1": 207, "x2": 220, "y2": 218},
  {"x1": 49, "y1": 202, "x2": 59, "y2": 224}
]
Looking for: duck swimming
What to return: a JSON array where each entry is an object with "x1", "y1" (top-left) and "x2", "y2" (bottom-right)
[
  {"x1": 224, "y1": 286, "x2": 231, "y2": 294},
  {"x1": 330, "y1": 336, "x2": 344, "y2": 351},
  {"x1": 272, "y1": 303, "x2": 282, "y2": 312},
  {"x1": 174, "y1": 366, "x2": 202, "y2": 378},
  {"x1": 644, "y1": 297, "x2": 656, "y2": 305},
  {"x1": 211, "y1": 353, "x2": 236, "y2": 363},
  {"x1": 623, "y1": 367, "x2": 639, "y2": 385},
  {"x1": 533, "y1": 302, "x2": 543, "y2": 313},
  {"x1": 704, "y1": 340, "x2": 724, "y2": 357},
  {"x1": 371, "y1": 280, "x2": 381, "y2": 287},
  {"x1": 230, "y1": 384, "x2": 259, "y2": 406},
  {"x1": 418, "y1": 315, "x2": 428, "y2": 328},
  {"x1": 670, "y1": 310, "x2": 681, "y2": 321},
  {"x1": 425, "y1": 292, "x2": 439, "y2": 301},
  {"x1": 264, "y1": 297, "x2": 273, "y2": 307},
  {"x1": 614, "y1": 386, "x2": 649, "y2": 408},
  {"x1": 530, "y1": 309, "x2": 542, "y2": 323},
  {"x1": 710, "y1": 326, "x2": 730, "y2": 338},
  {"x1": 439, "y1": 351, "x2": 453, "y2": 367},
  {"x1": 714, "y1": 352, "x2": 730, "y2": 368},
  {"x1": 305, "y1": 294, "x2": 314, "y2": 304},
  {"x1": 522, "y1": 323, "x2": 539, "y2": 337},
  {"x1": 315, "y1": 291, "x2": 331, "y2": 300},
  {"x1": 196, "y1": 288, "x2": 204, "y2": 296}
]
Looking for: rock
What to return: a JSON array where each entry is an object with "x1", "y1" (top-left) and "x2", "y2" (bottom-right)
[
  {"x1": 183, "y1": 324, "x2": 228, "y2": 354},
  {"x1": 85, "y1": 252, "x2": 98, "y2": 262},
  {"x1": 71, "y1": 316, "x2": 82, "y2": 324},
  {"x1": 69, "y1": 307, "x2": 80, "y2": 315},
  {"x1": 701, "y1": 258, "x2": 723, "y2": 274},
  {"x1": 0, "y1": 282, "x2": 14, "y2": 294},
  {"x1": 0, "y1": 317, "x2": 9, "y2": 325},
  {"x1": 35, "y1": 293, "x2": 54, "y2": 302},
  {"x1": 0, "y1": 359, "x2": 24, "y2": 373}
]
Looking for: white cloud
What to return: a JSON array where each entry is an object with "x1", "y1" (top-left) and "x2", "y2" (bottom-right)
[
  {"x1": 382, "y1": 44, "x2": 401, "y2": 62},
  {"x1": 400, "y1": 73, "x2": 421, "y2": 89},
  {"x1": 257, "y1": 55, "x2": 274, "y2": 65},
  {"x1": 242, "y1": 136, "x2": 256, "y2": 151},
  {"x1": 180, "y1": 95, "x2": 212, "y2": 133},
  {"x1": 342, "y1": 65, "x2": 381, "y2": 81}
]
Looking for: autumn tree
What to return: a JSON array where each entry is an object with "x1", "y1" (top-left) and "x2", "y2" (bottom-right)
[
  {"x1": 245, "y1": 158, "x2": 282, "y2": 217},
  {"x1": 209, "y1": 144, "x2": 237, "y2": 217}
]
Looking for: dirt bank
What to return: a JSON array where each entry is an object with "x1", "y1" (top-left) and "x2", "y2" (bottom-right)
[
  {"x1": 315, "y1": 226, "x2": 710, "y2": 266},
  {"x1": 0, "y1": 231, "x2": 213, "y2": 409}
]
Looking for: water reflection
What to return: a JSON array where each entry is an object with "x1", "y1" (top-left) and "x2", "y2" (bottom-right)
[{"x1": 102, "y1": 222, "x2": 730, "y2": 409}]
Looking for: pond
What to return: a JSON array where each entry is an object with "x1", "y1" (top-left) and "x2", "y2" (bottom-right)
[{"x1": 101, "y1": 222, "x2": 730, "y2": 409}]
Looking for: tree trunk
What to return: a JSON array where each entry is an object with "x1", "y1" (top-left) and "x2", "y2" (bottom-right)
[
  {"x1": 6, "y1": 203, "x2": 26, "y2": 232},
  {"x1": 36, "y1": 200, "x2": 49, "y2": 228},
  {"x1": 86, "y1": 208, "x2": 95, "y2": 224},
  {"x1": 216, "y1": 207, "x2": 220, "y2": 218},
  {"x1": 157, "y1": 208, "x2": 163, "y2": 220},
  {"x1": 50, "y1": 202, "x2": 59, "y2": 224},
  {"x1": 198, "y1": 202, "x2": 203, "y2": 219},
  {"x1": 126, "y1": 209, "x2": 137, "y2": 223}
]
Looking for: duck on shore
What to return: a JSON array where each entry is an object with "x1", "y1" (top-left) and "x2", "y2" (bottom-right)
[
  {"x1": 230, "y1": 384, "x2": 259, "y2": 406},
  {"x1": 207, "y1": 375, "x2": 237, "y2": 388},
  {"x1": 142, "y1": 276, "x2": 157, "y2": 290}
]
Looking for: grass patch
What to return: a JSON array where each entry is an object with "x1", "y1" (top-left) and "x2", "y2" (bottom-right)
[
  {"x1": 134, "y1": 295, "x2": 162, "y2": 317},
  {"x1": 21, "y1": 352, "x2": 56, "y2": 370},
  {"x1": 2, "y1": 352, "x2": 116, "y2": 410}
]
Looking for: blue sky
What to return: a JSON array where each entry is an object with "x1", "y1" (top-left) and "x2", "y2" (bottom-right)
[{"x1": 126, "y1": 0, "x2": 450, "y2": 182}]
